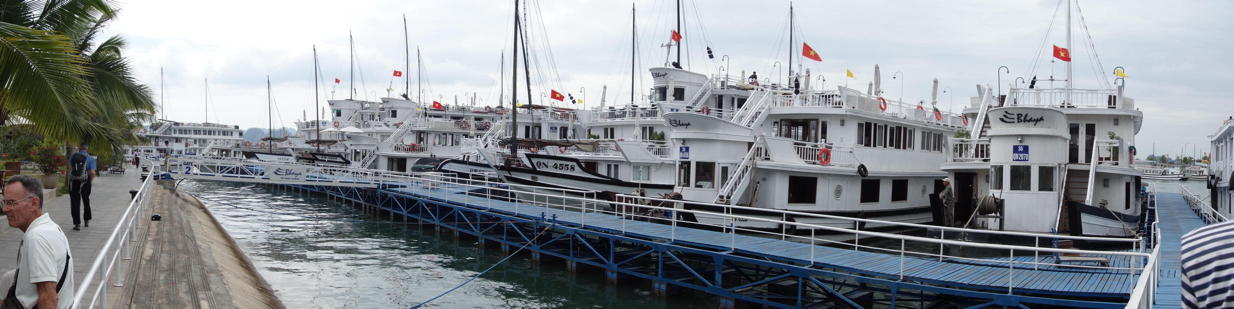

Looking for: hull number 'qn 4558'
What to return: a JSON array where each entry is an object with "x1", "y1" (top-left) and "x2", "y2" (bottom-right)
[{"x1": 536, "y1": 161, "x2": 577, "y2": 172}]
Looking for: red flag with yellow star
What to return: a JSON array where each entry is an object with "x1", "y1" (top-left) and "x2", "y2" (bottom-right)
[
  {"x1": 802, "y1": 43, "x2": 822, "y2": 62},
  {"x1": 670, "y1": 30, "x2": 682, "y2": 42},
  {"x1": 550, "y1": 90, "x2": 565, "y2": 101},
  {"x1": 1053, "y1": 45, "x2": 1071, "y2": 62}
]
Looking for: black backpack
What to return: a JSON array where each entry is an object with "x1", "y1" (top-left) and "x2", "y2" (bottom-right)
[{"x1": 69, "y1": 153, "x2": 88, "y2": 181}]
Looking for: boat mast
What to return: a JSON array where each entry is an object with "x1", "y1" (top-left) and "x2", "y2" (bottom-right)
[
  {"x1": 404, "y1": 15, "x2": 410, "y2": 99},
  {"x1": 349, "y1": 31, "x2": 355, "y2": 100},
  {"x1": 160, "y1": 67, "x2": 165, "y2": 120},
  {"x1": 509, "y1": 0, "x2": 520, "y2": 157},
  {"x1": 788, "y1": 2, "x2": 793, "y2": 80},
  {"x1": 499, "y1": 51, "x2": 504, "y2": 107},
  {"x1": 1065, "y1": 0, "x2": 1073, "y2": 99},
  {"x1": 267, "y1": 76, "x2": 273, "y2": 152},
  {"x1": 314, "y1": 45, "x2": 321, "y2": 153},
  {"x1": 417, "y1": 47, "x2": 422, "y2": 105},
  {"x1": 675, "y1": 0, "x2": 681, "y2": 67},
  {"x1": 204, "y1": 77, "x2": 208, "y2": 123},
  {"x1": 631, "y1": 4, "x2": 636, "y2": 105}
]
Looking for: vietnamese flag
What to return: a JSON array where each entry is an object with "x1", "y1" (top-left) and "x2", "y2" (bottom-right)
[
  {"x1": 334, "y1": 78, "x2": 341, "y2": 84},
  {"x1": 1053, "y1": 45, "x2": 1071, "y2": 62},
  {"x1": 933, "y1": 106, "x2": 943, "y2": 121},
  {"x1": 550, "y1": 90, "x2": 565, "y2": 101},
  {"x1": 802, "y1": 43, "x2": 822, "y2": 62},
  {"x1": 393, "y1": 70, "x2": 403, "y2": 77},
  {"x1": 432, "y1": 101, "x2": 443, "y2": 110},
  {"x1": 670, "y1": 30, "x2": 682, "y2": 42}
]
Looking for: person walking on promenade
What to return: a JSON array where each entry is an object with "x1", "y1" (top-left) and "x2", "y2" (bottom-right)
[
  {"x1": 67, "y1": 145, "x2": 96, "y2": 231},
  {"x1": 2, "y1": 175, "x2": 75, "y2": 309}
]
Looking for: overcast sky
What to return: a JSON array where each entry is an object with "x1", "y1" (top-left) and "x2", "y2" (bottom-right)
[{"x1": 104, "y1": 0, "x2": 1232, "y2": 158}]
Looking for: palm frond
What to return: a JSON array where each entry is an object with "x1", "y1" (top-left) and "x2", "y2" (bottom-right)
[{"x1": 0, "y1": 21, "x2": 99, "y2": 142}]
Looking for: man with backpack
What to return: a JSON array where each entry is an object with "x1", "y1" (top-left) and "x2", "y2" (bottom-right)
[{"x1": 67, "y1": 145, "x2": 96, "y2": 231}]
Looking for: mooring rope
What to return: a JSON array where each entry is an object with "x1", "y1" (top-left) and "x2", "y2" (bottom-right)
[{"x1": 409, "y1": 223, "x2": 554, "y2": 309}]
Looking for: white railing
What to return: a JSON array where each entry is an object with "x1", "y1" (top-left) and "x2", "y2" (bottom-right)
[
  {"x1": 72, "y1": 175, "x2": 156, "y2": 309},
  {"x1": 730, "y1": 88, "x2": 774, "y2": 128},
  {"x1": 593, "y1": 107, "x2": 661, "y2": 122},
  {"x1": 392, "y1": 143, "x2": 430, "y2": 153},
  {"x1": 559, "y1": 142, "x2": 622, "y2": 158},
  {"x1": 390, "y1": 172, "x2": 1152, "y2": 296},
  {"x1": 1125, "y1": 183, "x2": 1162, "y2": 308},
  {"x1": 784, "y1": 140, "x2": 857, "y2": 167},
  {"x1": 163, "y1": 156, "x2": 1155, "y2": 297},
  {"x1": 1182, "y1": 184, "x2": 1227, "y2": 224},
  {"x1": 645, "y1": 141, "x2": 671, "y2": 159},
  {"x1": 1005, "y1": 88, "x2": 1127, "y2": 110},
  {"x1": 948, "y1": 138, "x2": 991, "y2": 163}
]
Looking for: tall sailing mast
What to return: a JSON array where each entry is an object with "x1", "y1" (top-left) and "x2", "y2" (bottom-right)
[
  {"x1": 788, "y1": 2, "x2": 794, "y2": 80},
  {"x1": 349, "y1": 31, "x2": 355, "y2": 100},
  {"x1": 509, "y1": 0, "x2": 520, "y2": 157},
  {"x1": 267, "y1": 76, "x2": 273, "y2": 152},
  {"x1": 404, "y1": 15, "x2": 410, "y2": 99},
  {"x1": 675, "y1": 0, "x2": 681, "y2": 67},
  {"x1": 631, "y1": 4, "x2": 636, "y2": 105},
  {"x1": 313, "y1": 45, "x2": 322, "y2": 153},
  {"x1": 1065, "y1": 0, "x2": 1073, "y2": 105},
  {"x1": 159, "y1": 67, "x2": 165, "y2": 120}
]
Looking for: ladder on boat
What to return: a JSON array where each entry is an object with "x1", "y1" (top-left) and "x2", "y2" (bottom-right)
[{"x1": 715, "y1": 135, "x2": 765, "y2": 205}]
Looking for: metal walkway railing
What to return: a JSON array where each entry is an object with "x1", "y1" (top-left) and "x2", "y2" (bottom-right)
[{"x1": 71, "y1": 175, "x2": 155, "y2": 309}]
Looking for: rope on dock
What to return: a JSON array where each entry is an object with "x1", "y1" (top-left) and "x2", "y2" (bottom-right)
[{"x1": 409, "y1": 223, "x2": 554, "y2": 309}]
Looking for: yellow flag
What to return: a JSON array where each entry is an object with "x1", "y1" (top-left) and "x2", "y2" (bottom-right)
[
  {"x1": 1114, "y1": 68, "x2": 1128, "y2": 78},
  {"x1": 577, "y1": 99, "x2": 584, "y2": 104},
  {"x1": 846, "y1": 69, "x2": 855, "y2": 79}
]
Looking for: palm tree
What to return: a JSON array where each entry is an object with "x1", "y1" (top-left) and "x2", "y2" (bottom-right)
[{"x1": 0, "y1": 0, "x2": 154, "y2": 151}]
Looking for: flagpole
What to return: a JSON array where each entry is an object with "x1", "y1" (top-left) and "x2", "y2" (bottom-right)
[
  {"x1": 404, "y1": 14, "x2": 410, "y2": 99},
  {"x1": 1065, "y1": 0, "x2": 1073, "y2": 104},
  {"x1": 349, "y1": 30, "x2": 354, "y2": 100}
]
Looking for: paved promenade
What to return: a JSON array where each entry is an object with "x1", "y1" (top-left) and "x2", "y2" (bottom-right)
[{"x1": 0, "y1": 169, "x2": 144, "y2": 288}]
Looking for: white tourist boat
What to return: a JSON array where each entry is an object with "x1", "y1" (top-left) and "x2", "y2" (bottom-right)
[
  {"x1": 1209, "y1": 117, "x2": 1234, "y2": 218},
  {"x1": 938, "y1": 0, "x2": 1145, "y2": 238}
]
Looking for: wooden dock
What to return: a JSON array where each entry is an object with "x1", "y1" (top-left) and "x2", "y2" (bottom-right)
[{"x1": 106, "y1": 181, "x2": 282, "y2": 308}]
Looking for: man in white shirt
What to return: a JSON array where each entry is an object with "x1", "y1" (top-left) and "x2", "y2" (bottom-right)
[{"x1": 2, "y1": 175, "x2": 74, "y2": 309}]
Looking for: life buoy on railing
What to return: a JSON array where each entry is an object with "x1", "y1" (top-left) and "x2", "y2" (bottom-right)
[
  {"x1": 877, "y1": 97, "x2": 888, "y2": 112},
  {"x1": 857, "y1": 164, "x2": 869, "y2": 177},
  {"x1": 961, "y1": 115, "x2": 969, "y2": 126},
  {"x1": 559, "y1": 146, "x2": 568, "y2": 153},
  {"x1": 333, "y1": 121, "x2": 340, "y2": 128},
  {"x1": 700, "y1": 105, "x2": 711, "y2": 115},
  {"x1": 817, "y1": 148, "x2": 832, "y2": 165}
]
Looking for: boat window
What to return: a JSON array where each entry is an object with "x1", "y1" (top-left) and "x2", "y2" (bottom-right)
[
  {"x1": 860, "y1": 179, "x2": 880, "y2": 203},
  {"x1": 606, "y1": 163, "x2": 620, "y2": 178},
  {"x1": 891, "y1": 179, "x2": 908, "y2": 201},
  {"x1": 788, "y1": 176, "x2": 818, "y2": 203},
  {"x1": 720, "y1": 166, "x2": 730, "y2": 188},
  {"x1": 991, "y1": 165, "x2": 1003, "y2": 190},
  {"x1": 1009, "y1": 165, "x2": 1031, "y2": 191},
  {"x1": 632, "y1": 165, "x2": 651, "y2": 181},
  {"x1": 678, "y1": 161, "x2": 692, "y2": 187},
  {"x1": 694, "y1": 162, "x2": 715, "y2": 189},
  {"x1": 655, "y1": 87, "x2": 667, "y2": 101},
  {"x1": 1038, "y1": 166, "x2": 1055, "y2": 191},
  {"x1": 391, "y1": 110, "x2": 398, "y2": 118},
  {"x1": 819, "y1": 121, "x2": 828, "y2": 141},
  {"x1": 857, "y1": 122, "x2": 866, "y2": 146},
  {"x1": 673, "y1": 87, "x2": 686, "y2": 101}
]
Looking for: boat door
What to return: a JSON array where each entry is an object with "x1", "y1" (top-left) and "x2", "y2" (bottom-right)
[{"x1": 955, "y1": 172, "x2": 977, "y2": 224}]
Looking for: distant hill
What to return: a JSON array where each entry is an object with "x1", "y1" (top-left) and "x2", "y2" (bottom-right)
[{"x1": 243, "y1": 127, "x2": 297, "y2": 143}]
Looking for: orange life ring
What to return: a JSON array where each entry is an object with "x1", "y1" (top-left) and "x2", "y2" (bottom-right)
[
  {"x1": 962, "y1": 115, "x2": 969, "y2": 126},
  {"x1": 878, "y1": 97, "x2": 888, "y2": 111},
  {"x1": 332, "y1": 121, "x2": 340, "y2": 128},
  {"x1": 700, "y1": 105, "x2": 711, "y2": 114},
  {"x1": 559, "y1": 146, "x2": 568, "y2": 153},
  {"x1": 817, "y1": 148, "x2": 832, "y2": 165}
]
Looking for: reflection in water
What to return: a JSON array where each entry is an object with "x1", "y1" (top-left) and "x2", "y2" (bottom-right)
[{"x1": 181, "y1": 181, "x2": 712, "y2": 308}]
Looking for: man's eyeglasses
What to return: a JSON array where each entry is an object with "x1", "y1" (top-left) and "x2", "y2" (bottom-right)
[{"x1": 2, "y1": 195, "x2": 34, "y2": 208}]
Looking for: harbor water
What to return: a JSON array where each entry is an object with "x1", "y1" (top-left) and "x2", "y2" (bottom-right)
[{"x1": 180, "y1": 180, "x2": 715, "y2": 308}]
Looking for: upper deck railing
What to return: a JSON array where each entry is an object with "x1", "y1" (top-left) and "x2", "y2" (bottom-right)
[
  {"x1": 1182, "y1": 184, "x2": 1227, "y2": 224},
  {"x1": 1003, "y1": 88, "x2": 1133, "y2": 110},
  {"x1": 948, "y1": 138, "x2": 991, "y2": 163}
]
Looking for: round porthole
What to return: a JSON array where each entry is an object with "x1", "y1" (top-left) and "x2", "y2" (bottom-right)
[{"x1": 834, "y1": 185, "x2": 843, "y2": 199}]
